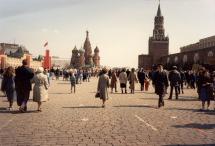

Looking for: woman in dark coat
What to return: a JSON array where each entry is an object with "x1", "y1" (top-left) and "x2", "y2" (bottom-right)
[
  {"x1": 198, "y1": 68, "x2": 213, "y2": 110},
  {"x1": 1, "y1": 66, "x2": 16, "y2": 110}
]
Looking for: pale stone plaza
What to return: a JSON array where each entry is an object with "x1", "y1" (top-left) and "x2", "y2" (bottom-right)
[{"x1": 0, "y1": 78, "x2": 214, "y2": 146}]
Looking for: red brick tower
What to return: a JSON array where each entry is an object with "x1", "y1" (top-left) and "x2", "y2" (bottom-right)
[
  {"x1": 43, "y1": 50, "x2": 51, "y2": 69},
  {"x1": 148, "y1": 3, "x2": 169, "y2": 64}
]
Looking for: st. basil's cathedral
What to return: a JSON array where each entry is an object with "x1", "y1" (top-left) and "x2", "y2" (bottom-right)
[{"x1": 70, "y1": 31, "x2": 100, "y2": 69}]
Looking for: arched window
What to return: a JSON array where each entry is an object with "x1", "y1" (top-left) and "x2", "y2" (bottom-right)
[
  {"x1": 174, "y1": 56, "x2": 178, "y2": 63},
  {"x1": 194, "y1": 53, "x2": 199, "y2": 63},
  {"x1": 208, "y1": 51, "x2": 214, "y2": 57},
  {"x1": 167, "y1": 57, "x2": 170, "y2": 64},
  {"x1": 183, "y1": 55, "x2": 188, "y2": 63}
]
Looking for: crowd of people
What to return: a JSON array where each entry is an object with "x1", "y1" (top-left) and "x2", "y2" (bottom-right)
[
  {"x1": 1, "y1": 59, "x2": 215, "y2": 111},
  {"x1": 96, "y1": 65, "x2": 215, "y2": 109},
  {"x1": 0, "y1": 60, "x2": 97, "y2": 112}
]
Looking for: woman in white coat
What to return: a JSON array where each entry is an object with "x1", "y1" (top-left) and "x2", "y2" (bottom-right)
[{"x1": 32, "y1": 67, "x2": 49, "y2": 112}]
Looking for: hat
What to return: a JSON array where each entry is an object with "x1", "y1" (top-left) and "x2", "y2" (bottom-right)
[
  {"x1": 172, "y1": 66, "x2": 177, "y2": 70},
  {"x1": 37, "y1": 67, "x2": 44, "y2": 73}
]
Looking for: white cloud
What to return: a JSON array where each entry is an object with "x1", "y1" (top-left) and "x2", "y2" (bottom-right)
[
  {"x1": 53, "y1": 29, "x2": 60, "y2": 34},
  {"x1": 42, "y1": 28, "x2": 48, "y2": 33}
]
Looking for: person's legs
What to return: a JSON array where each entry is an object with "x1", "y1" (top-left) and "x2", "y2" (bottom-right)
[
  {"x1": 16, "y1": 89, "x2": 22, "y2": 107},
  {"x1": 125, "y1": 84, "x2": 127, "y2": 94},
  {"x1": 181, "y1": 83, "x2": 184, "y2": 94},
  {"x1": 207, "y1": 100, "x2": 210, "y2": 110},
  {"x1": 169, "y1": 86, "x2": 173, "y2": 99},
  {"x1": 158, "y1": 95, "x2": 163, "y2": 108},
  {"x1": 178, "y1": 84, "x2": 181, "y2": 94},
  {"x1": 23, "y1": 91, "x2": 30, "y2": 112},
  {"x1": 9, "y1": 99, "x2": 13, "y2": 108},
  {"x1": 115, "y1": 83, "x2": 117, "y2": 92},
  {"x1": 202, "y1": 101, "x2": 205, "y2": 110},
  {"x1": 38, "y1": 102, "x2": 42, "y2": 111},
  {"x1": 102, "y1": 99, "x2": 106, "y2": 107},
  {"x1": 175, "y1": 86, "x2": 179, "y2": 99},
  {"x1": 74, "y1": 85, "x2": 76, "y2": 93}
]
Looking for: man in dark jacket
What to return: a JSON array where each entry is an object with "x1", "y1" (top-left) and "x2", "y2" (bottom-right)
[
  {"x1": 15, "y1": 59, "x2": 34, "y2": 112},
  {"x1": 137, "y1": 68, "x2": 146, "y2": 91},
  {"x1": 152, "y1": 64, "x2": 169, "y2": 108},
  {"x1": 168, "y1": 66, "x2": 181, "y2": 100}
]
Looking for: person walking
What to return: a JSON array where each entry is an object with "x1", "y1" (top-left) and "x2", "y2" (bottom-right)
[
  {"x1": 198, "y1": 68, "x2": 212, "y2": 110},
  {"x1": 97, "y1": 68, "x2": 109, "y2": 108},
  {"x1": 212, "y1": 71, "x2": 215, "y2": 110},
  {"x1": 119, "y1": 69, "x2": 128, "y2": 94},
  {"x1": 152, "y1": 64, "x2": 169, "y2": 108},
  {"x1": 138, "y1": 68, "x2": 146, "y2": 91},
  {"x1": 70, "y1": 72, "x2": 76, "y2": 93},
  {"x1": 110, "y1": 70, "x2": 118, "y2": 93},
  {"x1": 32, "y1": 67, "x2": 49, "y2": 112},
  {"x1": 178, "y1": 70, "x2": 186, "y2": 94},
  {"x1": 168, "y1": 66, "x2": 181, "y2": 100},
  {"x1": 1, "y1": 66, "x2": 16, "y2": 110},
  {"x1": 128, "y1": 68, "x2": 138, "y2": 94},
  {"x1": 15, "y1": 60, "x2": 34, "y2": 112}
]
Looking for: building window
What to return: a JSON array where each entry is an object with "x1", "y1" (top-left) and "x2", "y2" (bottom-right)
[
  {"x1": 174, "y1": 56, "x2": 178, "y2": 63},
  {"x1": 167, "y1": 57, "x2": 170, "y2": 64},
  {"x1": 208, "y1": 51, "x2": 214, "y2": 57},
  {"x1": 183, "y1": 55, "x2": 188, "y2": 63},
  {"x1": 194, "y1": 53, "x2": 199, "y2": 63}
]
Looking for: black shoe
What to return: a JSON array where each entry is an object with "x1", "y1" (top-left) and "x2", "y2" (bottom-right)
[
  {"x1": 162, "y1": 102, "x2": 165, "y2": 106},
  {"x1": 24, "y1": 106, "x2": 27, "y2": 111}
]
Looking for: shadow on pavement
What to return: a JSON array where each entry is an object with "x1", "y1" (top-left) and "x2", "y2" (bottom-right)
[
  {"x1": 57, "y1": 82, "x2": 70, "y2": 85},
  {"x1": 62, "y1": 106, "x2": 102, "y2": 109},
  {"x1": 49, "y1": 93, "x2": 71, "y2": 95},
  {"x1": 113, "y1": 105, "x2": 157, "y2": 109},
  {"x1": 173, "y1": 123, "x2": 215, "y2": 130},
  {"x1": 165, "y1": 107, "x2": 215, "y2": 115},
  {"x1": 163, "y1": 144, "x2": 215, "y2": 146},
  {"x1": 139, "y1": 97, "x2": 158, "y2": 100},
  {"x1": 0, "y1": 108, "x2": 40, "y2": 114}
]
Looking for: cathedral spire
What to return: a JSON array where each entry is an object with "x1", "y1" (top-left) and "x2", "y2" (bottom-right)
[{"x1": 86, "y1": 30, "x2": 89, "y2": 38}]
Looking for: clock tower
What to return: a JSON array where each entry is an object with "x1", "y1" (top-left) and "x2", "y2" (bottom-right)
[{"x1": 149, "y1": 3, "x2": 169, "y2": 64}]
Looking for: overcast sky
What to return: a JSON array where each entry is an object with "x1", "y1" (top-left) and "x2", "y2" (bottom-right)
[{"x1": 0, "y1": 0, "x2": 214, "y2": 67}]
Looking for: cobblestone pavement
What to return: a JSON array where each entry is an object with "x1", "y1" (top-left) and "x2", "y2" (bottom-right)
[{"x1": 0, "y1": 78, "x2": 215, "y2": 146}]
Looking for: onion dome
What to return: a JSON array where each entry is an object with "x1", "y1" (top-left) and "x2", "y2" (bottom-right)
[
  {"x1": 94, "y1": 46, "x2": 99, "y2": 53},
  {"x1": 79, "y1": 46, "x2": 85, "y2": 53},
  {"x1": 72, "y1": 46, "x2": 78, "y2": 53}
]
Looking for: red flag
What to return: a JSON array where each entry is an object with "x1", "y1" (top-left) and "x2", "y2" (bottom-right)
[{"x1": 44, "y1": 41, "x2": 48, "y2": 47}]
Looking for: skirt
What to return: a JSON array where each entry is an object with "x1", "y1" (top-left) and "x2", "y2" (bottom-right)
[
  {"x1": 200, "y1": 87, "x2": 210, "y2": 102},
  {"x1": 120, "y1": 83, "x2": 126, "y2": 88}
]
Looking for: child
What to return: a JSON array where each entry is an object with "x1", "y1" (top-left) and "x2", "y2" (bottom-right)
[{"x1": 70, "y1": 72, "x2": 76, "y2": 93}]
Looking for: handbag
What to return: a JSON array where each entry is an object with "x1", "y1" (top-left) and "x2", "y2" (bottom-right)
[{"x1": 95, "y1": 92, "x2": 100, "y2": 98}]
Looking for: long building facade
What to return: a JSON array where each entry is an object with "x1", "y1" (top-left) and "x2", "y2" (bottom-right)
[
  {"x1": 0, "y1": 43, "x2": 42, "y2": 69},
  {"x1": 161, "y1": 38, "x2": 215, "y2": 70}
]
